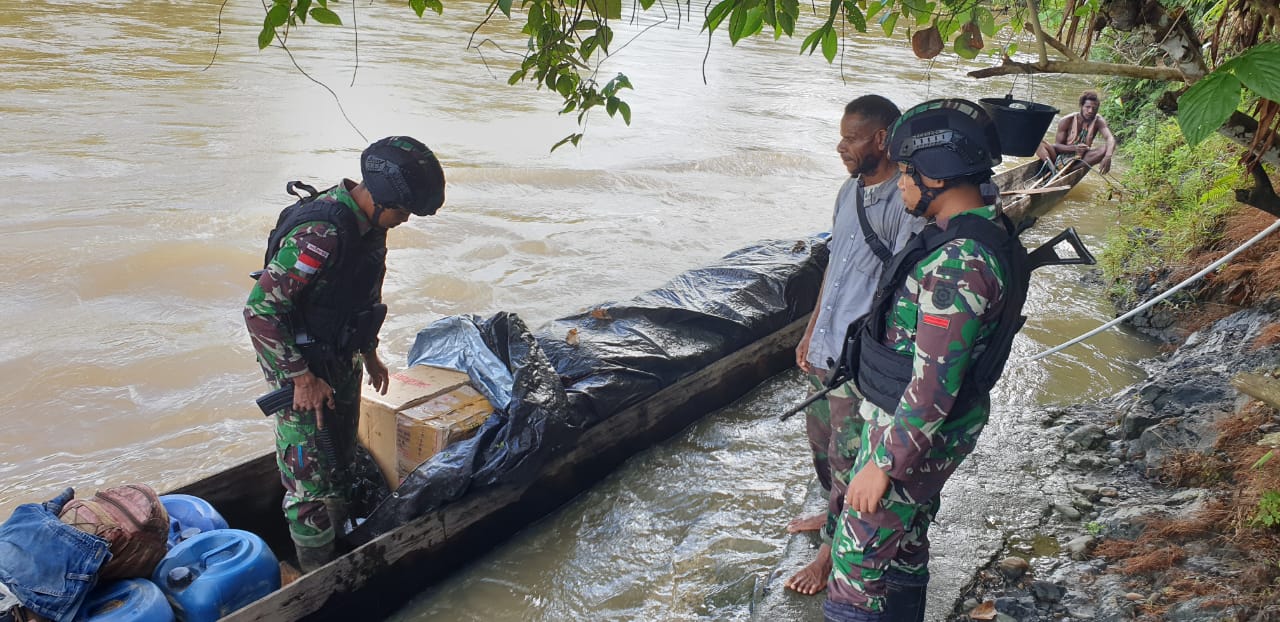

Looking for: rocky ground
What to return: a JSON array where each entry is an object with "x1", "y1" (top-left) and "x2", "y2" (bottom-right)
[{"x1": 947, "y1": 305, "x2": 1280, "y2": 622}]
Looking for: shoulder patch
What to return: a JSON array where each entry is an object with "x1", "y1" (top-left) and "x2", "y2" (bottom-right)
[{"x1": 931, "y1": 282, "x2": 957, "y2": 308}]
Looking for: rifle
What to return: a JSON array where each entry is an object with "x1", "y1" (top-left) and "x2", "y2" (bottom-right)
[
  {"x1": 779, "y1": 227, "x2": 1095, "y2": 423},
  {"x1": 779, "y1": 362, "x2": 852, "y2": 422}
]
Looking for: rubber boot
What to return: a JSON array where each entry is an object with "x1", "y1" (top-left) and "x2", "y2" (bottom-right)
[
  {"x1": 884, "y1": 572, "x2": 928, "y2": 622},
  {"x1": 294, "y1": 538, "x2": 336, "y2": 573}
]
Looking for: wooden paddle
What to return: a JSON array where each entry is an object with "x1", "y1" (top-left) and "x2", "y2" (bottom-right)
[{"x1": 1001, "y1": 185, "x2": 1071, "y2": 196}]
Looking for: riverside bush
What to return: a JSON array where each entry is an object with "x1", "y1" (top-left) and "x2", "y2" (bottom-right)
[{"x1": 1099, "y1": 117, "x2": 1243, "y2": 288}]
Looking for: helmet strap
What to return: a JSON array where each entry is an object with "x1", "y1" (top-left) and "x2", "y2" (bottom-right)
[
  {"x1": 908, "y1": 169, "x2": 945, "y2": 217},
  {"x1": 370, "y1": 204, "x2": 389, "y2": 231}
]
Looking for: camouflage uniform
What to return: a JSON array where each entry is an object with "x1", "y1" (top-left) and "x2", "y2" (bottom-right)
[
  {"x1": 827, "y1": 206, "x2": 1007, "y2": 615},
  {"x1": 244, "y1": 181, "x2": 377, "y2": 548},
  {"x1": 805, "y1": 175, "x2": 917, "y2": 543}
]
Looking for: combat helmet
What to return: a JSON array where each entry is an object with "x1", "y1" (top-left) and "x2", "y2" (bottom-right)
[
  {"x1": 361, "y1": 136, "x2": 446, "y2": 217},
  {"x1": 887, "y1": 98, "x2": 1001, "y2": 181}
]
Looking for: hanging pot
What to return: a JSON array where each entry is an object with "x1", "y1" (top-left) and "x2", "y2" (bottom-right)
[{"x1": 978, "y1": 95, "x2": 1059, "y2": 157}]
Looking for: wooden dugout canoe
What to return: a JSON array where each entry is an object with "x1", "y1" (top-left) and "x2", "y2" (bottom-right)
[
  {"x1": 159, "y1": 161, "x2": 1090, "y2": 621},
  {"x1": 167, "y1": 315, "x2": 811, "y2": 622},
  {"x1": 997, "y1": 158, "x2": 1090, "y2": 225}
]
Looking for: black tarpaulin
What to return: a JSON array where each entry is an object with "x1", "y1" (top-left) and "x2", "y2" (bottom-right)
[{"x1": 347, "y1": 237, "x2": 827, "y2": 545}]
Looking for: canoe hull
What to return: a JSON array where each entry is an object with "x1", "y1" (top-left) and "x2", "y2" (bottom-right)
[{"x1": 175, "y1": 317, "x2": 808, "y2": 621}]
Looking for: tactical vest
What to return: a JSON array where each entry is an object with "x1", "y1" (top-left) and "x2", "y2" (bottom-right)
[
  {"x1": 845, "y1": 211, "x2": 1029, "y2": 414},
  {"x1": 264, "y1": 186, "x2": 388, "y2": 376}
]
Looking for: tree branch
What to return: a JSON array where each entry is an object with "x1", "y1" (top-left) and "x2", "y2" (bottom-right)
[
  {"x1": 1041, "y1": 29, "x2": 1084, "y2": 62},
  {"x1": 968, "y1": 57, "x2": 1184, "y2": 81},
  {"x1": 1027, "y1": 0, "x2": 1050, "y2": 65}
]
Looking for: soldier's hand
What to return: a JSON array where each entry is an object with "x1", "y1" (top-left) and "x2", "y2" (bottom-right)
[
  {"x1": 846, "y1": 462, "x2": 890, "y2": 514},
  {"x1": 292, "y1": 370, "x2": 336, "y2": 426},
  {"x1": 364, "y1": 350, "x2": 390, "y2": 395}
]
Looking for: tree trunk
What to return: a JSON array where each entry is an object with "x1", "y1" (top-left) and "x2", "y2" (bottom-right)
[
  {"x1": 1232, "y1": 373, "x2": 1280, "y2": 412},
  {"x1": 1100, "y1": 0, "x2": 1209, "y2": 83}
]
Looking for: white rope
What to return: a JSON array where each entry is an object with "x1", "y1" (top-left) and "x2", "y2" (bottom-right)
[{"x1": 1028, "y1": 217, "x2": 1280, "y2": 362}]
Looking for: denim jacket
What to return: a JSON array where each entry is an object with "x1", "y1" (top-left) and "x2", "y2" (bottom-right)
[{"x1": 0, "y1": 489, "x2": 109, "y2": 622}]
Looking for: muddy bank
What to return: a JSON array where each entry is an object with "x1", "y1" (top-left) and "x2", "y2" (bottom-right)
[{"x1": 947, "y1": 305, "x2": 1280, "y2": 621}]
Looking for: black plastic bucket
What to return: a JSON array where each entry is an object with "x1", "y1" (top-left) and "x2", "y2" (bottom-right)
[{"x1": 978, "y1": 96, "x2": 1059, "y2": 157}]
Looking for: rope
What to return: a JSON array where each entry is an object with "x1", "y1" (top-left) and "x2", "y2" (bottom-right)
[{"x1": 1028, "y1": 217, "x2": 1280, "y2": 362}]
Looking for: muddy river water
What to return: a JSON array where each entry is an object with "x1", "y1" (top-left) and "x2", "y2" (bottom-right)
[{"x1": 1, "y1": 1, "x2": 1157, "y2": 619}]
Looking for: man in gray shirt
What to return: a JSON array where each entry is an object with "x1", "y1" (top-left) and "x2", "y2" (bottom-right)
[{"x1": 786, "y1": 95, "x2": 923, "y2": 595}]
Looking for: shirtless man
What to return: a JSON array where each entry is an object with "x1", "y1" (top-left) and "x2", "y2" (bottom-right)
[{"x1": 1035, "y1": 90, "x2": 1117, "y2": 174}]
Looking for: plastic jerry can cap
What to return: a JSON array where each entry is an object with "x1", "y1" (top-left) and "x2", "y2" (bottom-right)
[{"x1": 167, "y1": 566, "x2": 195, "y2": 588}]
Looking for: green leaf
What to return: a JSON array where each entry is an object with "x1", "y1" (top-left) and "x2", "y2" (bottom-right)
[
  {"x1": 508, "y1": 69, "x2": 527, "y2": 85},
  {"x1": 1229, "y1": 42, "x2": 1280, "y2": 102},
  {"x1": 1177, "y1": 70, "x2": 1242, "y2": 146},
  {"x1": 953, "y1": 29, "x2": 979, "y2": 59},
  {"x1": 606, "y1": 96, "x2": 619, "y2": 116},
  {"x1": 865, "y1": 0, "x2": 884, "y2": 21},
  {"x1": 294, "y1": 0, "x2": 313, "y2": 22},
  {"x1": 551, "y1": 133, "x2": 583, "y2": 152},
  {"x1": 1253, "y1": 450, "x2": 1275, "y2": 470},
  {"x1": 1006, "y1": 41, "x2": 1018, "y2": 57},
  {"x1": 843, "y1": 0, "x2": 866, "y2": 31},
  {"x1": 411, "y1": 0, "x2": 427, "y2": 17},
  {"x1": 497, "y1": 0, "x2": 514, "y2": 16},
  {"x1": 973, "y1": 5, "x2": 996, "y2": 36},
  {"x1": 705, "y1": 0, "x2": 736, "y2": 33},
  {"x1": 638, "y1": 0, "x2": 655, "y2": 9},
  {"x1": 580, "y1": 35, "x2": 598, "y2": 61},
  {"x1": 880, "y1": 10, "x2": 898, "y2": 36},
  {"x1": 424, "y1": 0, "x2": 443, "y2": 15},
  {"x1": 310, "y1": 6, "x2": 342, "y2": 24},
  {"x1": 912, "y1": 1, "x2": 934, "y2": 23},
  {"x1": 800, "y1": 23, "x2": 829, "y2": 55},
  {"x1": 266, "y1": 3, "x2": 290, "y2": 29},
  {"x1": 575, "y1": 19, "x2": 599, "y2": 30},
  {"x1": 618, "y1": 100, "x2": 631, "y2": 125},
  {"x1": 585, "y1": 0, "x2": 622, "y2": 20},
  {"x1": 728, "y1": 3, "x2": 747, "y2": 43},
  {"x1": 258, "y1": 25, "x2": 275, "y2": 49},
  {"x1": 556, "y1": 75, "x2": 574, "y2": 98},
  {"x1": 739, "y1": 6, "x2": 765, "y2": 41},
  {"x1": 561, "y1": 99, "x2": 577, "y2": 114},
  {"x1": 775, "y1": 0, "x2": 798, "y2": 36},
  {"x1": 821, "y1": 26, "x2": 837, "y2": 61}
]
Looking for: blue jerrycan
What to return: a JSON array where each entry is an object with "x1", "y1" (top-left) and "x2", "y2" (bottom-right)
[
  {"x1": 158, "y1": 494, "x2": 229, "y2": 549},
  {"x1": 152, "y1": 529, "x2": 280, "y2": 622},
  {"x1": 74, "y1": 578, "x2": 174, "y2": 622}
]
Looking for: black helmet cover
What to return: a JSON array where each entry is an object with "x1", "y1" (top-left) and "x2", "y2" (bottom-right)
[
  {"x1": 887, "y1": 99, "x2": 1001, "y2": 181},
  {"x1": 361, "y1": 136, "x2": 446, "y2": 216}
]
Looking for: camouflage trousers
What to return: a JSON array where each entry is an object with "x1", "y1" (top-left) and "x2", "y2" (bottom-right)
[
  {"x1": 269, "y1": 356, "x2": 362, "y2": 547},
  {"x1": 803, "y1": 373, "x2": 864, "y2": 543},
  {"x1": 826, "y1": 419, "x2": 976, "y2": 614}
]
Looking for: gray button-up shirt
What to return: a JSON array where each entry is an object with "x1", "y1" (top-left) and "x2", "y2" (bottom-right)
[{"x1": 805, "y1": 172, "x2": 921, "y2": 371}]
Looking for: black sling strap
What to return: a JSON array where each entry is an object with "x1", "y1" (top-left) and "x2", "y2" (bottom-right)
[{"x1": 853, "y1": 176, "x2": 894, "y2": 263}]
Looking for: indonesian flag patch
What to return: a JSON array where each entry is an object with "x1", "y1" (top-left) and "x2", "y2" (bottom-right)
[
  {"x1": 922, "y1": 314, "x2": 950, "y2": 329},
  {"x1": 294, "y1": 251, "x2": 323, "y2": 276}
]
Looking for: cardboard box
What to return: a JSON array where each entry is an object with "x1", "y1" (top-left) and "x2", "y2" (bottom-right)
[
  {"x1": 395, "y1": 384, "x2": 494, "y2": 482},
  {"x1": 359, "y1": 365, "x2": 472, "y2": 487}
]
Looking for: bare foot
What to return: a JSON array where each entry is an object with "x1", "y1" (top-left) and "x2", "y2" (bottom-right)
[
  {"x1": 784, "y1": 543, "x2": 831, "y2": 595},
  {"x1": 786, "y1": 512, "x2": 826, "y2": 534}
]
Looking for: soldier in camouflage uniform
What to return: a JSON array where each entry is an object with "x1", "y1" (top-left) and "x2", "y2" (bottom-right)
[
  {"x1": 245, "y1": 136, "x2": 445, "y2": 572},
  {"x1": 825, "y1": 100, "x2": 1013, "y2": 622},
  {"x1": 787, "y1": 95, "x2": 921, "y2": 596}
]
